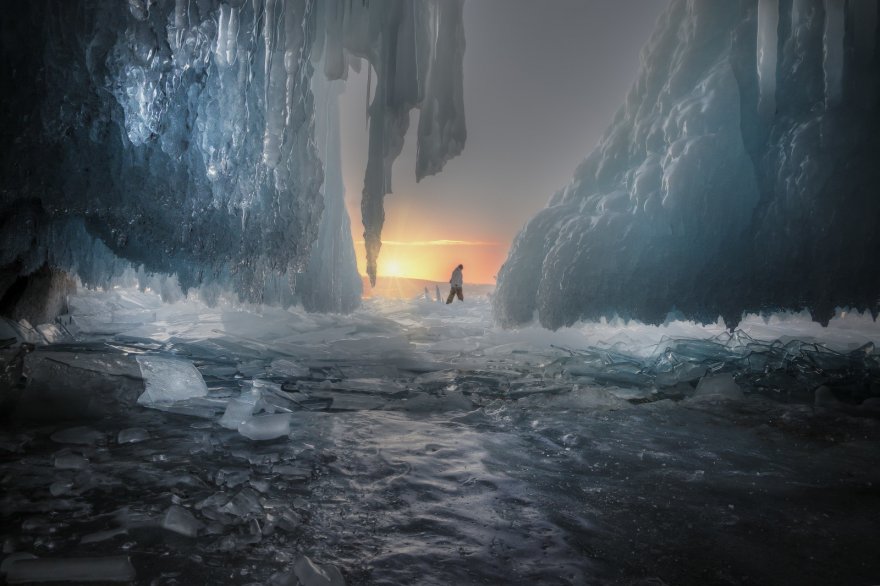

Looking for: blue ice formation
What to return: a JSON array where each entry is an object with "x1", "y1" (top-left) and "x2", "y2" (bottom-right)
[
  {"x1": 0, "y1": 0, "x2": 465, "y2": 312},
  {"x1": 494, "y1": 0, "x2": 880, "y2": 329}
]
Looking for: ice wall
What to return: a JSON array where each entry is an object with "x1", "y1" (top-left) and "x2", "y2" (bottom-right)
[
  {"x1": 495, "y1": 0, "x2": 880, "y2": 329},
  {"x1": 0, "y1": 0, "x2": 465, "y2": 310}
]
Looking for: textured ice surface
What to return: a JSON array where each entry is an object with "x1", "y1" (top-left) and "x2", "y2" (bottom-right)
[
  {"x1": 1, "y1": 287, "x2": 879, "y2": 584},
  {"x1": 238, "y1": 414, "x2": 292, "y2": 442},
  {"x1": 495, "y1": 0, "x2": 880, "y2": 329},
  {"x1": 0, "y1": 0, "x2": 464, "y2": 304},
  {"x1": 136, "y1": 356, "x2": 207, "y2": 406}
]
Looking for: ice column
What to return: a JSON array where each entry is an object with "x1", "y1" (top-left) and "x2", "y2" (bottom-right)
[
  {"x1": 823, "y1": 0, "x2": 845, "y2": 107},
  {"x1": 297, "y1": 77, "x2": 363, "y2": 313},
  {"x1": 757, "y1": 0, "x2": 779, "y2": 116}
]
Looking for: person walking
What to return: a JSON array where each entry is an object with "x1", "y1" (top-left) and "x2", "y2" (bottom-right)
[{"x1": 446, "y1": 264, "x2": 464, "y2": 304}]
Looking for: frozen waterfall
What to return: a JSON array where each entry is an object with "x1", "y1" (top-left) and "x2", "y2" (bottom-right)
[{"x1": 494, "y1": 0, "x2": 880, "y2": 330}]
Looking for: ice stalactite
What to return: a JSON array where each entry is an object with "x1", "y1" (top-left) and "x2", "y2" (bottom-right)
[
  {"x1": 318, "y1": 0, "x2": 466, "y2": 287},
  {"x1": 757, "y1": 0, "x2": 780, "y2": 115},
  {"x1": 495, "y1": 0, "x2": 880, "y2": 329},
  {"x1": 416, "y1": 0, "x2": 467, "y2": 182},
  {"x1": 823, "y1": 0, "x2": 845, "y2": 108}
]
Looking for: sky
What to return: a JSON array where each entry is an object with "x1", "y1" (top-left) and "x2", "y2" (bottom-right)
[{"x1": 340, "y1": 0, "x2": 668, "y2": 285}]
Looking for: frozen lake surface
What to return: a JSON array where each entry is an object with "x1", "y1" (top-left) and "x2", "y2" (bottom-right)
[{"x1": 1, "y1": 289, "x2": 880, "y2": 585}]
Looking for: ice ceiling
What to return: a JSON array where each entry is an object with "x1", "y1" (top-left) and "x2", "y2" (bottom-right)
[{"x1": 0, "y1": 0, "x2": 878, "y2": 328}]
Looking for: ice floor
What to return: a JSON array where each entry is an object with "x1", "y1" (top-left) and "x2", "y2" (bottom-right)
[{"x1": 1, "y1": 288, "x2": 880, "y2": 585}]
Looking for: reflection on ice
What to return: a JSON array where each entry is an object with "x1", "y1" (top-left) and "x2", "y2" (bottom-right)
[{"x1": 0, "y1": 287, "x2": 879, "y2": 584}]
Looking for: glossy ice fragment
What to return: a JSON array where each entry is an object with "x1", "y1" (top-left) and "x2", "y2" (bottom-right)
[
  {"x1": 136, "y1": 356, "x2": 207, "y2": 406},
  {"x1": 116, "y1": 428, "x2": 150, "y2": 444},
  {"x1": 161, "y1": 505, "x2": 203, "y2": 538},
  {"x1": 237, "y1": 414, "x2": 291, "y2": 441}
]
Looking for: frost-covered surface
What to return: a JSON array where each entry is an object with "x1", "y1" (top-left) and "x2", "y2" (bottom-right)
[
  {"x1": 495, "y1": 0, "x2": 880, "y2": 329},
  {"x1": 0, "y1": 0, "x2": 464, "y2": 306},
  {"x1": 1, "y1": 287, "x2": 880, "y2": 584}
]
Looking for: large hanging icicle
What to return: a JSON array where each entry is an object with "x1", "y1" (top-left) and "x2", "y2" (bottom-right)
[
  {"x1": 757, "y1": 0, "x2": 779, "y2": 115},
  {"x1": 315, "y1": 0, "x2": 467, "y2": 287},
  {"x1": 416, "y1": 0, "x2": 467, "y2": 181}
]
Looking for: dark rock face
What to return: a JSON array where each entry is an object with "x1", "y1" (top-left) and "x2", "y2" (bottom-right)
[{"x1": 0, "y1": 265, "x2": 75, "y2": 326}]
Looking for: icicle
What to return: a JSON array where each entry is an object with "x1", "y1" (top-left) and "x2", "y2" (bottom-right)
[
  {"x1": 415, "y1": 0, "x2": 466, "y2": 179},
  {"x1": 262, "y1": 0, "x2": 286, "y2": 168},
  {"x1": 226, "y1": 6, "x2": 239, "y2": 65},
  {"x1": 215, "y1": 4, "x2": 229, "y2": 66},
  {"x1": 823, "y1": 0, "x2": 844, "y2": 108},
  {"x1": 323, "y1": 0, "x2": 346, "y2": 80},
  {"x1": 172, "y1": 0, "x2": 188, "y2": 49},
  {"x1": 757, "y1": 0, "x2": 779, "y2": 116},
  {"x1": 365, "y1": 62, "x2": 371, "y2": 129},
  {"x1": 850, "y1": 0, "x2": 877, "y2": 63}
]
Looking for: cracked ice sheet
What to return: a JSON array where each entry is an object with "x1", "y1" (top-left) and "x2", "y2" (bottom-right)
[{"x1": 3, "y1": 286, "x2": 880, "y2": 584}]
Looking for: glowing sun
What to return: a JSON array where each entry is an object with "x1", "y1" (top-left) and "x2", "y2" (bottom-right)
[{"x1": 384, "y1": 260, "x2": 403, "y2": 277}]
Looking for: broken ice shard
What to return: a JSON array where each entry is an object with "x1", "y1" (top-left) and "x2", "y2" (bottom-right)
[
  {"x1": 116, "y1": 427, "x2": 149, "y2": 444},
  {"x1": 237, "y1": 414, "x2": 292, "y2": 441},
  {"x1": 161, "y1": 505, "x2": 203, "y2": 538},
  {"x1": 136, "y1": 356, "x2": 207, "y2": 406}
]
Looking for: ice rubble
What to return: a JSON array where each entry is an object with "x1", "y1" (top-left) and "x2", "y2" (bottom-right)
[
  {"x1": 495, "y1": 0, "x2": 880, "y2": 329},
  {"x1": 0, "y1": 0, "x2": 465, "y2": 310},
  {"x1": 1, "y1": 287, "x2": 879, "y2": 583}
]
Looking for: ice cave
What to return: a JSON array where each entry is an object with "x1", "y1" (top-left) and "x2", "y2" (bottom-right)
[{"x1": 0, "y1": 1, "x2": 878, "y2": 584}]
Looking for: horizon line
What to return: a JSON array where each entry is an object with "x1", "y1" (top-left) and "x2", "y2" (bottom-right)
[
  {"x1": 360, "y1": 273, "x2": 497, "y2": 286},
  {"x1": 354, "y1": 239, "x2": 500, "y2": 247}
]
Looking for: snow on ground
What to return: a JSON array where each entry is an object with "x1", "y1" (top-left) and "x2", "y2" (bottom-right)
[{"x1": 1, "y1": 288, "x2": 879, "y2": 584}]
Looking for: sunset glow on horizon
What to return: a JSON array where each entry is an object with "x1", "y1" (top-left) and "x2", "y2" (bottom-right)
[{"x1": 352, "y1": 238, "x2": 505, "y2": 284}]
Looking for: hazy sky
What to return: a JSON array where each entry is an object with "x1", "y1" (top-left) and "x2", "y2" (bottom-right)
[{"x1": 340, "y1": 0, "x2": 669, "y2": 284}]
